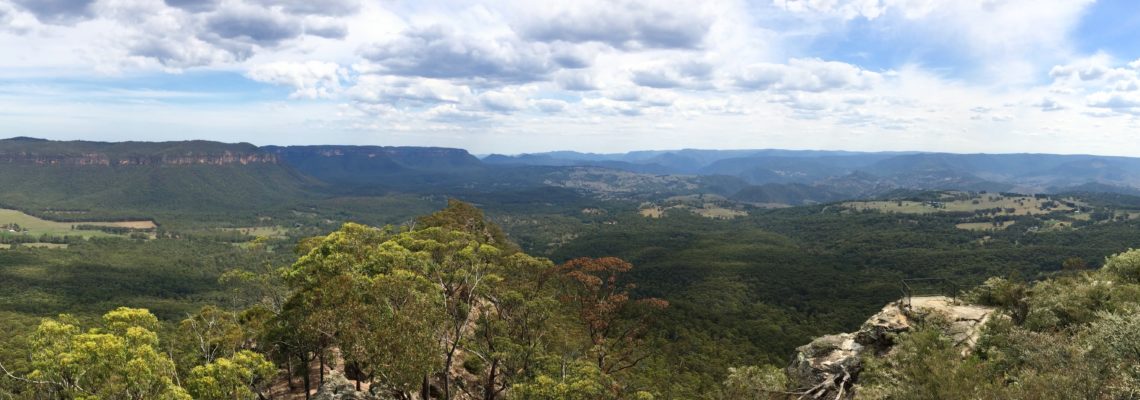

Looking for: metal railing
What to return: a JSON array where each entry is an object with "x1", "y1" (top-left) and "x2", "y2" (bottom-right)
[{"x1": 900, "y1": 278, "x2": 960, "y2": 309}]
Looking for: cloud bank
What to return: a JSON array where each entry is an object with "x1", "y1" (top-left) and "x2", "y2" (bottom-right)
[{"x1": 0, "y1": 0, "x2": 1136, "y2": 155}]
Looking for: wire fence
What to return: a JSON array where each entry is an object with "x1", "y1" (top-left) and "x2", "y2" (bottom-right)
[{"x1": 900, "y1": 278, "x2": 960, "y2": 308}]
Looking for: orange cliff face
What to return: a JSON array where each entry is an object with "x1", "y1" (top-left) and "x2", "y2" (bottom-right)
[{"x1": 0, "y1": 151, "x2": 279, "y2": 166}]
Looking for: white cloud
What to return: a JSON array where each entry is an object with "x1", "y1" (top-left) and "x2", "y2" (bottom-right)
[
  {"x1": 736, "y1": 58, "x2": 882, "y2": 92},
  {"x1": 9, "y1": 0, "x2": 96, "y2": 25},
  {"x1": 1035, "y1": 97, "x2": 1066, "y2": 112},
  {"x1": 1045, "y1": 55, "x2": 1140, "y2": 118},
  {"x1": 515, "y1": 0, "x2": 713, "y2": 50},
  {"x1": 249, "y1": 0, "x2": 361, "y2": 17},
  {"x1": 357, "y1": 24, "x2": 560, "y2": 83},
  {"x1": 2, "y1": 0, "x2": 1140, "y2": 156},
  {"x1": 555, "y1": 71, "x2": 599, "y2": 91},
  {"x1": 478, "y1": 90, "x2": 526, "y2": 112},
  {"x1": 1087, "y1": 92, "x2": 1140, "y2": 111},
  {"x1": 246, "y1": 61, "x2": 345, "y2": 99},
  {"x1": 302, "y1": 16, "x2": 347, "y2": 39},
  {"x1": 1049, "y1": 54, "x2": 1135, "y2": 83},
  {"x1": 629, "y1": 60, "x2": 713, "y2": 89},
  {"x1": 346, "y1": 75, "x2": 474, "y2": 105},
  {"x1": 775, "y1": 0, "x2": 1094, "y2": 84},
  {"x1": 0, "y1": 2, "x2": 37, "y2": 33},
  {"x1": 531, "y1": 99, "x2": 567, "y2": 113},
  {"x1": 425, "y1": 103, "x2": 489, "y2": 122}
]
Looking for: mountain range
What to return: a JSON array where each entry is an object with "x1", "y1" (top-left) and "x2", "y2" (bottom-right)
[
  {"x1": 485, "y1": 149, "x2": 1140, "y2": 202},
  {"x1": 4, "y1": 137, "x2": 1140, "y2": 215}
]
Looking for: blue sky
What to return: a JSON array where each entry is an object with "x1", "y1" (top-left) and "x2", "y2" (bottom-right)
[{"x1": 0, "y1": 0, "x2": 1138, "y2": 155}]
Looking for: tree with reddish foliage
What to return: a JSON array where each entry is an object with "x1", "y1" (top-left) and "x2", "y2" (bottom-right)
[{"x1": 556, "y1": 257, "x2": 669, "y2": 376}]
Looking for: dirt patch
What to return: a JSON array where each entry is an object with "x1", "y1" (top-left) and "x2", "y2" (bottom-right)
[
  {"x1": 93, "y1": 221, "x2": 158, "y2": 229},
  {"x1": 639, "y1": 207, "x2": 664, "y2": 218},
  {"x1": 955, "y1": 221, "x2": 1016, "y2": 231},
  {"x1": 20, "y1": 243, "x2": 68, "y2": 249}
]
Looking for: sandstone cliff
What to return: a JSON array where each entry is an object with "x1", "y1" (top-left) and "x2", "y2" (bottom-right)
[
  {"x1": 786, "y1": 296, "x2": 994, "y2": 399},
  {"x1": 0, "y1": 137, "x2": 278, "y2": 166}
]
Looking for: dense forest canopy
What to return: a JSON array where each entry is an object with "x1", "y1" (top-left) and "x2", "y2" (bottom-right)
[
  {"x1": 2, "y1": 193, "x2": 1139, "y2": 399},
  {"x1": 3, "y1": 140, "x2": 1140, "y2": 398}
]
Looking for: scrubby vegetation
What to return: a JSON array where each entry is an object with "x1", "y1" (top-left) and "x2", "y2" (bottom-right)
[
  {"x1": 0, "y1": 202, "x2": 672, "y2": 399},
  {"x1": 855, "y1": 248, "x2": 1140, "y2": 399},
  {"x1": 724, "y1": 249, "x2": 1140, "y2": 399},
  {"x1": 4, "y1": 183, "x2": 1140, "y2": 398}
]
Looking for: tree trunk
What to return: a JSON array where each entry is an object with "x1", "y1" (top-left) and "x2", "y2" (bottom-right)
[
  {"x1": 300, "y1": 353, "x2": 312, "y2": 400},
  {"x1": 483, "y1": 358, "x2": 499, "y2": 400},
  {"x1": 421, "y1": 375, "x2": 432, "y2": 400},
  {"x1": 319, "y1": 354, "x2": 326, "y2": 386},
  {"x1": 286, "y1": 359, "x2": 295, "y2": 391},
  {"x1": 355, "y1": 363, "x2": 362, "y2": 392},
  {"x1": 443, "y1": 351, "x2": 454, "y2": 400}
]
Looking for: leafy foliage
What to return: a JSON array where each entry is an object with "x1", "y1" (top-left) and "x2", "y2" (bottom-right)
[
  {"x1": 721, "y1": 365, "x2": 788, "y2": 400},
  {"x1": 186, "y1": 350, "x2": 277, "y2": 400},
  {"x1": 17, "y1": 308, "x2": 190, "y2": 399},
  {"x1": 855, "y1": 249, "x2": 1140, "y2": 399}
]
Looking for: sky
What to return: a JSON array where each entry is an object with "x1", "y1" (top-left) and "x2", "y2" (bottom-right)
[{"x1": 1, "y1": 0, "x2": 1139, "y2": 155}]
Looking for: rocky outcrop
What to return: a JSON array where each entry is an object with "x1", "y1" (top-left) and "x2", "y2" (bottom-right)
[
  {"x1": 788, "y1": 333, "x2": 864, "y2": 399},
  {"x1": 312, "y1": 371, "x2": 386, "y2": 400},
  {"x1": 786, "y1": 296, "x2": 994, "y2": 399}
]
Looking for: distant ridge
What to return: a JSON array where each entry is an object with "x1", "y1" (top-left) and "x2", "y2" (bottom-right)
[
  {"x1": 0, "y1": 138, "x2": 307, "y2": 218},
  {"x1": 0, "y1": 137, "x2": 275, "y2": 166},
  {"x1": 5, "y1": 138, "x2": 1140, "y2": 211},
  {"x1": 264, "y1": 145, "x2": 483, "y2": 185},
  {"x1": 483, "y1": 148, "x2": 1140, "y2": 197}
]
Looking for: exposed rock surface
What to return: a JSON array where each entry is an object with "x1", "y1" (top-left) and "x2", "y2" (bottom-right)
[
  {"x1": 788, "y1": 333, "x2": 863, "y2": 399},
  {"x1": 786, "y1": 296, "x2": 994, "y2": 399},
  {"x1": 0, "y1": 138, "x2": 279, "y2": 166},
  {"x1": 312, "y1": 371, "x2": 385, "y2": 400},
  {"x1": 907, "y1": 296, "x2": 994, "y2": 352}
]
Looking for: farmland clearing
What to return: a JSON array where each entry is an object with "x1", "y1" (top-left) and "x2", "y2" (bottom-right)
[
  {"x1": 843, "y1": 193, "x2": 1076, "y2": 215},
  {"x1": 0, "y1": 208, "x2": 155, "y2": 239}
]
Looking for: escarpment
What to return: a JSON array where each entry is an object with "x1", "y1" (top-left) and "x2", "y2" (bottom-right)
[
  {"x1": 0, "y1": 138, "x2": 279, "y2": 166},
  {"x1": 786, "y1": 296, "x2": 995, "y2": 399}
]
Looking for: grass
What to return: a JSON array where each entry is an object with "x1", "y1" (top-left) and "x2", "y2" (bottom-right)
[
  {"x1": 640, "y1": 195, "x2": 748, "y2": 220},
  {"x1": 1041, "y1": 220, "x2": 1074, "y2": 231},
  {"x1": 955, "y1": 221, "x2": 1017, "y2": 231},
  {"x1": 1116, "y1": 211, "x2": 1140, "y2": 220},
  {"x1": 19, "y1": 243, "x2": 69, "y2": 249},
  {"x1": 93, "y1": 221, "x2": 157, "y2": 229},
  {"x1": 693, "y1": 206, "x2": 748, "y2": 219},
  {"x1": 639, "y1": 205, "x2": 746, "y2": 219},
  {"x1": 224, "y1": 226, "x2": 290, "y2": 239},
  {"x1": 639, "y1": 207, "x2": 665, "y2": 218},
  {"x1": 845, "y1": 194, "x2": 1074, "y2": 216},
  {"x1": 0, "y1": 209, "x2": 152, "y2": 238}
]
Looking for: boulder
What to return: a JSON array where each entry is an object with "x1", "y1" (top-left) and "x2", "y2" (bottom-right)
[
  {"x1": 787, "y1": 333, "x2": 863, "y2": 399},
  {"x1": 854, "y1": 301, "x2": 912, "y2": 353}
]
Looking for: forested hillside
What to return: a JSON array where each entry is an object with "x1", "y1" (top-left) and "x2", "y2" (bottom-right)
[
  {"x1": 2, "y1": 195, "x2": 1140, "y2": 399},
  {"x1": 0, "y1": 202, "x2": 675, "y2": 399},
  {"x1": 4, "y1": 138, "x2": 1140, "y2": 398},
  {"x1": 10, "y1": 138, "x2": 1140, "y2": 217},
  {"x1": 726, "y1": 248, "x2": 1140, "y2": 399},
  {"x1": 0, "y1": 138, "x2": 315, "y2": 223}
]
